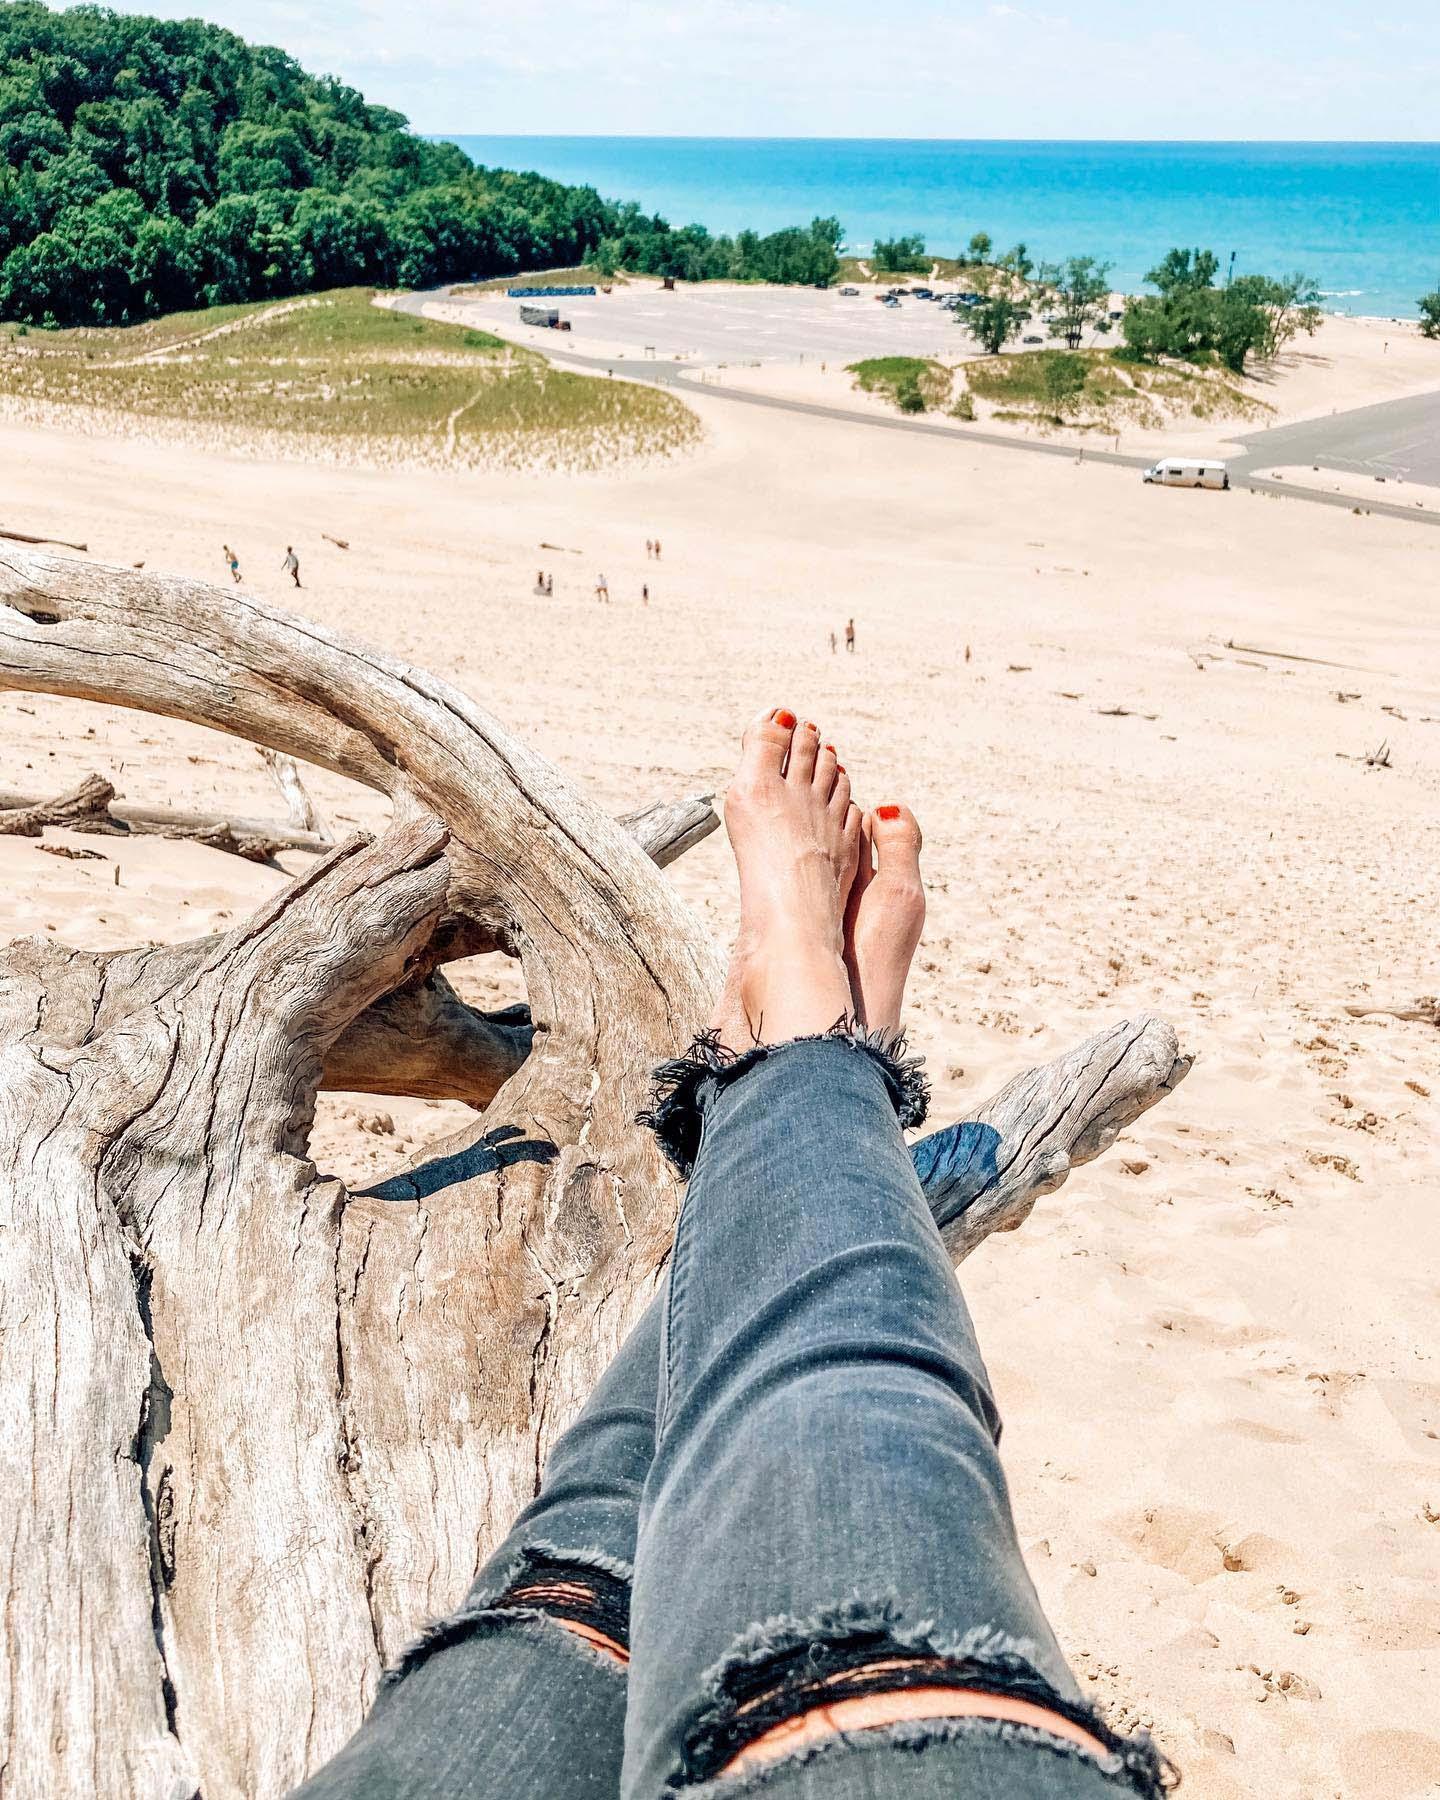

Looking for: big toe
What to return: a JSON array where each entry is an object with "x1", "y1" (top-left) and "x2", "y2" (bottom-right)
[
  {"x1": 869, "y1": 805, "x2": 924, "y2": 890},
  {"x1": 739, "y1": 707, "x2": 798, "y2": 783}
]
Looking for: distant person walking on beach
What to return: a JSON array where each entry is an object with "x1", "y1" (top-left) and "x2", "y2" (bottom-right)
[
  {"x1": 654, "y1": 539, "x2": 662, "y2": 561},
  {"x1": 642, "y1": 583, "x2": 649, "y2": 605},
  {"x1": 545, "y1": 572, "x2": 553, "y2": 596},
  {"x1": 282, "y1": 546, "x2": 301, "y2": 589},
  {"x1": 223, "y1": 545, "x2": 242, "y2": 584},
  {"x1": 596, "y1": 572, "x2": 610, "y2": 603},
  {"x1": 845, "y1": 617, "x2": 855, "y2": 654},
  {"x1": 829, "y1": 630, "x2": 837, "y2": 654},
  {"x1": 536, "y1": 569, "x2": 546, "y2": 594},
  {"x1": 645, "y1": 539, "x2": 654, "y2": 559}
]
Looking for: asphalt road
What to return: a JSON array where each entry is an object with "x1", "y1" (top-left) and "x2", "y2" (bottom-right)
[
  {"x1": 394, "y1": 289, "x2": 1440, "y2": 530},
  {"x1": 1232, "y1": 386, "x2": 1440, "y2": 485}
]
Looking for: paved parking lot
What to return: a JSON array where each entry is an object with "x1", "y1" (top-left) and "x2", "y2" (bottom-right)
[{"x1": 451, "y1": 282, "x2": 1106, "y2": 367}]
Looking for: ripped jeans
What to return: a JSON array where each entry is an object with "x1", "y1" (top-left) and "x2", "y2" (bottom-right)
[{"x1": 294, "y1": 1037, "x2": 1172, "y2": 1798}]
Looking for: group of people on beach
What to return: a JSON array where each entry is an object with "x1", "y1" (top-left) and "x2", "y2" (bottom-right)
[{"x1": 222, "y1": 544, "x2": 302, "y2": 589}]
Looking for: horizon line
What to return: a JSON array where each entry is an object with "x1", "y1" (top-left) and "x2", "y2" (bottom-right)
[{"x1": 430, "y1": 132, "x2": 1440, "y2": 146}]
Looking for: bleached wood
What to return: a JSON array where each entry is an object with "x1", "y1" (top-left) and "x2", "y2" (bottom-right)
[
  {"x1": 0, "y1": 548, "x2": 1187, "y2": 1797},
  {"x1": 259, "y1": 746, "x2": 330, "y2": 837},
  {"x1": 0, "y1": 775, "x2": 330, "y2": 855},
  {"x1": 911, "y1": 1014, "x2": 1193, "y2": 1261}
]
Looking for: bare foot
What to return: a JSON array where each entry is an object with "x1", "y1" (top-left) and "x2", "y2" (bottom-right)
[
  {"x1": 844, "y1": 805, "x2": 926, "y2": 1037},
  {"x1": 712, "y1": 711, "x2": 861, "y2": 1050}
]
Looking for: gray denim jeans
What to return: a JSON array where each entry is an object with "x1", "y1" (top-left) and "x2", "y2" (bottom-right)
[{"x1": 294, "y1": 1036, "x2": 1172, "y2": 1799}]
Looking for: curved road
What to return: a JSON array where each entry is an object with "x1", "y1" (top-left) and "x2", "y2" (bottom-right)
[{"x1": 394, "y1": 290, "x2": 1440, "y2": 530}]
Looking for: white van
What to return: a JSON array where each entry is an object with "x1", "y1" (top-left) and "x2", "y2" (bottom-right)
[{"x1": 1144, "y1": 459, "x2": 1230, "y2": 490}]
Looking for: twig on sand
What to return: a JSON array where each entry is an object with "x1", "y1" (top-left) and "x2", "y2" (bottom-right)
[
  {"x1": 1222, "y1": 638, "x2": 1371, "y2": 674},
  {"x1": 1, "y1": 527, "x2": 87, "y2": 552},
  {"x1": 321, "y1": 533, "x2": 350, "y2": 550},
  {"x1": 540, "y1": 541, "x2": 583, "y2": 554}
]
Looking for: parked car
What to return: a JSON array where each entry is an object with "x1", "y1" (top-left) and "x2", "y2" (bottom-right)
[
  {"x1": 1022, "y1": 334, "x2": 1044, "y2": 344},
  {"x1": 911, "y1": 287, "x2": 933, "y2": 299},
  {"x1": 1143, "y1": 459, "x2": 1230, "y2": 490},
  {"x1": 839, "y1": 286, "x2": 860, "y2": 296},
  {"x1": 882, "y1": 296, "x2": 901, "y2": 307}
]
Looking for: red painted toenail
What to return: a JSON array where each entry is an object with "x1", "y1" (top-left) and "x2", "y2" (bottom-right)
[
  {"x1": 775, "y1": 709, "x2": 797, "y2": 729},
  {"x1": 837, "y1": 764, "x2": 846, "y2": 774},
  {"x1": 876, "y1": 805, "x2": 901, "y2": 820},
  {"x1": 824, "y1": 743, "x2": 836, "y2": 753}
]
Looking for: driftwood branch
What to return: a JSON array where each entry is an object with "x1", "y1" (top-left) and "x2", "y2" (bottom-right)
[
  {"x1": 0, "y1": 774, "x2": 329, "y2": 857},
  {"x1": 0, "y1": 525, "x2": 87, "y2": 551},
  {"x1": 0, "y1": 778, "x2": 717, "y2": 877},
  {"x1": 1343, "y1": 996, "x2": 1438, "y2": 1026},
  {"x1": 912, "y1": 1014, "x2": 1192, "y2": 1261},
  {"x1": 258, "y1": 746, "x2": 330, "y2": 838}
]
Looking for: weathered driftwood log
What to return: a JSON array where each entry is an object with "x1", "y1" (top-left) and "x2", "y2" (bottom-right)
[
  {"x1": 0, "y1": 547, "x2": 1189, "y2": 1799},
  {"x1": 0, "y1": 773, "x2": 328, "y2": 857}
]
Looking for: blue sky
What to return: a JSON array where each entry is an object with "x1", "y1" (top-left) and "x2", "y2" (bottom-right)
[{"x1": 94, "y1": 0, "x2": 1440, "y2": 139}]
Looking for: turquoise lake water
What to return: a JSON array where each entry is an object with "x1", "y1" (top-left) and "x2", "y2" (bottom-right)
[{"x1": 442, "y1": 138, "x2": 1439, "y2": 319}]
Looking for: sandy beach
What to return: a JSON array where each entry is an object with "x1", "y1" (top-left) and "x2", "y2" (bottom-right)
[{"x1": 2, "y1": 336, "x2": 1438, "y2": 1797}]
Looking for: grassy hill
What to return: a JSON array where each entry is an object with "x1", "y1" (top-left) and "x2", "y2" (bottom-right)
[{"x1": 0, "y1": 286, "x2": 700, "y2": 470}]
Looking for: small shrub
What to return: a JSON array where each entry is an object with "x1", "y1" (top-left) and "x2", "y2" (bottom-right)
[{"x1": 951, "y1": 389, "x2": 975, "y2": 420}]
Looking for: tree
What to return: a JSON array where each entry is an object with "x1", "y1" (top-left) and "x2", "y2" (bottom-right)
[
  {"x1": 0, "y1": 547, "x2": 1190, "y2": 1795},
  {"x1": 1046, "y1": 254, "x2": 1112, "y2": 349},
  {"x1": 1421, "y1": 287, "x2": 1440, "y2": 340},
  {"x1": 872, "y1": 232, "x2": 929, "y2": 274},
  {"x1": 997, "y1": 241, "x2": 1033, "y2": 281},
  {"x1": 1039, "y1": 349, "x2": 1088, "y2": 418},
  {"x1": 962, "y1": 293, "x2": 1029, "y2": 354},
  {"x1": 965, "y1": 231, "x2": 992, "y2": 265},
  {"x1": 1234, "y1": 270, "x2": 1322, "y2": 359},
  {"x1": 1146, "y1": 246, "x2": 1220, "y2": 297}
]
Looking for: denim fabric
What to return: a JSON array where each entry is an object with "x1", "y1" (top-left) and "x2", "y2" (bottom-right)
[
  {"x1": 622, "y1": 1039, "x2": 1112, "y2": 1798},
  {"x1": 294, "y1": 1039, "x2": 1167, "y2": 1800}
]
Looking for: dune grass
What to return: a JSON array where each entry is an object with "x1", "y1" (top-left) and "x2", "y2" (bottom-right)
[
  {"x1": 847, "y1": 356, "x2": 953, "y2": 413},
  {"x1": 959, "y1": 346, "x2": 1271, "y2": 430},
  {"x1": 0, "y1": 287, "x2": 699, "y2": 470}
]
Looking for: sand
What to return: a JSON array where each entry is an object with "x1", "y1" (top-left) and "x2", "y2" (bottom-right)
[{"x1": 2, "y1": 350, "x2": 1438, "y2": 1798}]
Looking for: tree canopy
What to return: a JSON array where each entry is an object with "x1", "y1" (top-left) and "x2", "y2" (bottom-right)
[
  {"x1": 1418, "y1": 285, "x2": 1440, "y2": 339},
  {"x1": 0, "y1": 2, "x2": 839, "y2": 323},
  {"x1": 1120, "y1": 247, "x2": 1322, "y2": 373}
]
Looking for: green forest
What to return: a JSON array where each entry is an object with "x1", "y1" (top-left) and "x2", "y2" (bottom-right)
[{"x1": 0, "y1": 1, "x2": 841, "y2": 325}]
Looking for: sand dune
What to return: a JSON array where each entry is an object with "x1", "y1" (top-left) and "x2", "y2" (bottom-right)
[{"x1": 1, "y1": 374, "x2": 1436, "y2": 1796}]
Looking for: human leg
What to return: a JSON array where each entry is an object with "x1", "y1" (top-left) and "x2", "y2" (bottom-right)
[{"x1": 621, "y1": 713, "x2": 1170, "y2": 1799}]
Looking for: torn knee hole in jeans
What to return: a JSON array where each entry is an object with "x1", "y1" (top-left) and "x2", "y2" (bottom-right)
[
  {"x1": 491, "y1": 1556, "x2": 632, "y2": 1663},
  {"x1": 674, "y1": 1608, "x2": 1177, "y2": 1795},
  {"x1": 384, "y1": 1547, "x2": 632, "y2": 1689}
]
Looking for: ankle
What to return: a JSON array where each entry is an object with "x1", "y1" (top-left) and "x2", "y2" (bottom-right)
[{"x1": 741, "y1": 940, "x2": 851, "y2": 1046}]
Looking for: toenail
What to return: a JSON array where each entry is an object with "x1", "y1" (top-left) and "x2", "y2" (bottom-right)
[
  {"x1": 836, "y1": 764, "x2": 845, "y2": 774},
  {"x1": 876, "y1": 805, "x2": 901, "y2": 820},
  {"x1": 824, "y1": 743, "x2": 835, "y2": 753},
  {"x1": 803, "y1": 720, "x2": 817, "y2": 731},
  {"x1": 775, "y1": 709, "x2": 797, "y2": 729}
]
